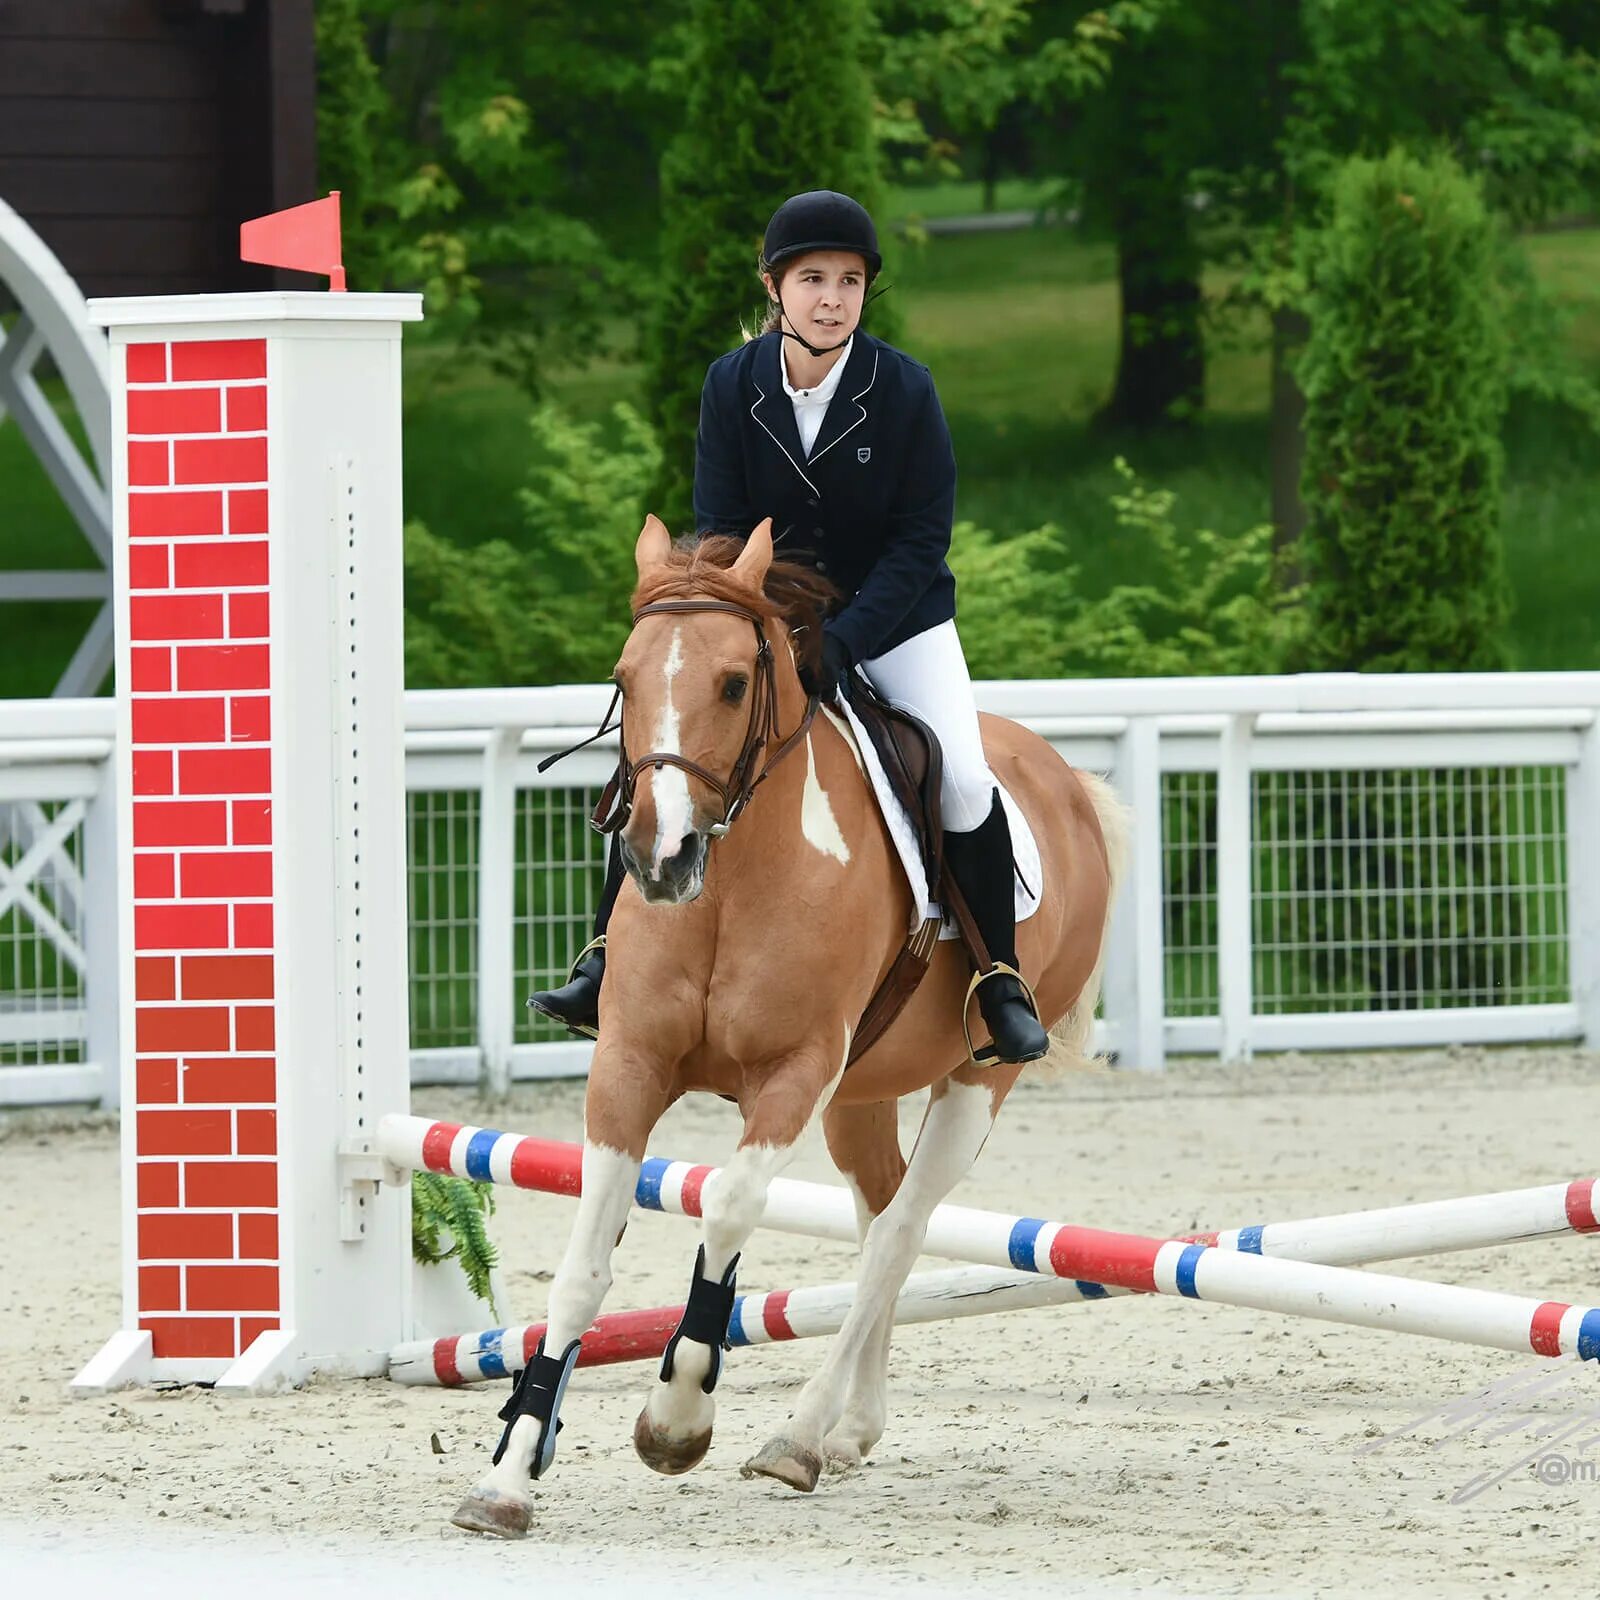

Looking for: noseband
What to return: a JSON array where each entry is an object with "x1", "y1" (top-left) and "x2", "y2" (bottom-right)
[{"x1": 540, "y1": 598, "x2": 818, "y2": 838}]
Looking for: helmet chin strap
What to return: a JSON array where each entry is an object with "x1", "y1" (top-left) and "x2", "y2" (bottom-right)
[
  {"x1": 772, "y1": 277, "x2": 894, "y2": 358},
  {"x1": 773, "y1": 285, "x2": 850, "y2": 359}
]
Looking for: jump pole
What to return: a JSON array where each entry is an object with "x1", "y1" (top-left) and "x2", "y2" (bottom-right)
[
  {"x1": 72, "y1": 276, "x2": 423, "y2": 1394},
  {"x1": 378, "y1": 1115, "x2": 1600, "y2": 1369},
  {"x1": 390, "y1": 1264, "x2": 1077, "y2": 1386}
]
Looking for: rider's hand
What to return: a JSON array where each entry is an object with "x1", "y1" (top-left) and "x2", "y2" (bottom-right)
[{"x1": 799, "y1": 629, "x2": 852, "y2": 701}]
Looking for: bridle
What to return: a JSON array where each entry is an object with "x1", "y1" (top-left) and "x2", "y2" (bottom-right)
[{"x1": 540, "y1": 598, "x2": 818, "y2": 838}]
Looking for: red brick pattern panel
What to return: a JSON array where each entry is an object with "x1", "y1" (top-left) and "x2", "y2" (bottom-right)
[{"x1": 126, "y1": 338, "x2": 279, "y2": 1362}]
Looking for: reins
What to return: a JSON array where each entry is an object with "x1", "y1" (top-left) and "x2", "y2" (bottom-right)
[{"x1": 538, "y1": 597, "x2": 819, "y2": 838}]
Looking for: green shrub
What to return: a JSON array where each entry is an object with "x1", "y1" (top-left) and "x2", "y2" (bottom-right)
[
  {"x1": 951, "y1": 457, "x2": 1305, "y2": 678},
  {"x1": 404, "y1": 402, "x2": 659, "y2": 688},
  {"x1": 1298, "y1": 147, "x2": 1512, "y2": 672}
]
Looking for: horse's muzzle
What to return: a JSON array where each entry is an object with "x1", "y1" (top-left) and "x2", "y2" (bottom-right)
[{"x1": 620, "y1": 831, "x2": 708, "y2": 906}]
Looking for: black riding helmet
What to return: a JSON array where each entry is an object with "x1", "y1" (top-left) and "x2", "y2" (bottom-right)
[{"x1": 762, "y1": 190, "x2": 882, "y2": 278}]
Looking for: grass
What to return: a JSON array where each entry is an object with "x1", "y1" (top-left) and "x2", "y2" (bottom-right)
[{"x1": 5, "y1": 220, "x2": 1600, "y2": 695}]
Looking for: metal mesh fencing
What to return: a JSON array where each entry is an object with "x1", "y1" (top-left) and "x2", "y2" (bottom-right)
[
  {"x1": 1164, "y1": 773, "x2": 1219, "y2": 1018},
  {"x1": 406, "y1": 790, "x2": 480, "y2": 1049},
  {"x1": 1252, "y1": 766, "x2": 1569, "y2": 1012},
  {"x1": 513, "y1": 784, "x2": 609, "y2": 1044},
  {"x1": 402, "y1": 759, "x2": 1573, "y2": 1057},
  {"x1": 0, "y1": 800, "x2": 88, "y2": 1067}
]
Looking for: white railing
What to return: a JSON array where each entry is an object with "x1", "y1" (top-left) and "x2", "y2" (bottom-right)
[{"x1": 3, "y1": 673, "x2": 1597, "y2": 1106}]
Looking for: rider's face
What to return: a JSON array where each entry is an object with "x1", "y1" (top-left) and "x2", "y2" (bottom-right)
[{"x1": 763, "y1": 251, "x2": 868, "y2": 349}]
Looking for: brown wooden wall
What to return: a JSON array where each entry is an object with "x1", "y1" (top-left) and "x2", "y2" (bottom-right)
[{"x1": 0, "y1": 0, "x2": 316, "y2": 298}]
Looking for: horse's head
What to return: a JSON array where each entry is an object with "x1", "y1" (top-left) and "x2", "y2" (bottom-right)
[{"x1": 611, "y1": 516, "x2": 830, "y2": 905}]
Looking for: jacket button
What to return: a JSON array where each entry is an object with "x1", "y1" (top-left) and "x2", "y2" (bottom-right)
[
  {"x1": 812, "y1": 526, "x2": 825, "y2": 539},
  {"x1": 816, "y1": 559, "x2": 829, "y2": 574},
  {"x1": 806, "y1": 497, "x2": 818, "y2": 507}
]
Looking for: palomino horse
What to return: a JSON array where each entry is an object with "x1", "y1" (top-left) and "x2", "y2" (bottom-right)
[{"x1": 453, "y1": 517, "x2": 1127, "y2": 1537}]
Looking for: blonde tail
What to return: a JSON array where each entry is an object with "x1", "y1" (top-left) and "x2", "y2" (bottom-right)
[{"x1": 1040, "y1": 768, "x2": 1133, "y2": 1077}]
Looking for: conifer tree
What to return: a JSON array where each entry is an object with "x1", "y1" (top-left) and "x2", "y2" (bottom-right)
[
  {"x1": 1298, "y1": 147, "x2": 1512, "y2": 671},
  {"x1": 647, "y1": 0, "x2": 896, "y2": 531}
]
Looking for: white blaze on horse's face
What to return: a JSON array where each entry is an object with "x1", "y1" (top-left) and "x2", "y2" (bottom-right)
[{"x1": 647, "y1": 626, "x2": 696, "y2": 884}]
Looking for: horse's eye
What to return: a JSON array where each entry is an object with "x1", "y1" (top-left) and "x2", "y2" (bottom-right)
[{"x1": 723, "y1": 676, "x2": 749, "y2": 705}]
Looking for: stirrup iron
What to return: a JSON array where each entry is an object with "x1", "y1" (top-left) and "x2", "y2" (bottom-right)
[{"x1": 961, "y1": 962, "x2": 1044, "y2": 1067}]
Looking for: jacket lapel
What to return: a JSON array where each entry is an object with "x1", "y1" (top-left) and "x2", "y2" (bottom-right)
[
  {"x1": 807, "y1": 335, "x2": 878, "y2": 467},
  {"x1": 750, "y1": 334, "x2": 819, "y2": 497}
]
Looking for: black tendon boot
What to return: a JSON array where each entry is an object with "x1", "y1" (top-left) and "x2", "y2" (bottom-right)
[
  {"x1": 941, "y1": 791, "x2": 1050, "y2": 1065},
  {"x1": 526, "y1": 836, "x2": 624, "y2": 1038}
]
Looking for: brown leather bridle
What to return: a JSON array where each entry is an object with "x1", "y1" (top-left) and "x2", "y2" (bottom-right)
[{"x1": 541, "y1": 598, "x2": 818, "y2": 838}]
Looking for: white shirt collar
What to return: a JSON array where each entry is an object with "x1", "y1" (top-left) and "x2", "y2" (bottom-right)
[{"x1": 780, "y1": 335, "x2": 853, "y2": 405}]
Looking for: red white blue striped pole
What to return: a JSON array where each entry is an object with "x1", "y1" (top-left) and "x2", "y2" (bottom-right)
[
  {"x1": 389, "y1": 1266, "x2": 1077, "y2": 1386},
  {"x1": 378, "y1": 1115, "x2": 1600, "y2": 1376},
  {"x1": 378, "y1": 1114, "x2": 1599, "y2": 1277}
]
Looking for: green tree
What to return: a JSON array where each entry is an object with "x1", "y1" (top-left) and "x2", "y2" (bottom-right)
[
  {"x1": 404, "y1": 404, "x2": 660, "y2": 688},
  {"x1": 1298, "y1": 147, "x2": 1510, "y2": 672},
  {"x1": 648, "y1": 0, "x2": 895, "y2": 531},
  {"x1": 315, "y1": 0, "x2": 677, "y2": 393}
]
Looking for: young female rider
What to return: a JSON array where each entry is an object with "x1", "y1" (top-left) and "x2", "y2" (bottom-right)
[{"x1": 530, "y1": 189, "x2": 1048, "y2": 1064}]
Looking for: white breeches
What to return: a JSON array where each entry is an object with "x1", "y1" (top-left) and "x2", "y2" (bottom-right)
[{"x1": 859, "y1": 619, "x2": 997, "y2": 834}]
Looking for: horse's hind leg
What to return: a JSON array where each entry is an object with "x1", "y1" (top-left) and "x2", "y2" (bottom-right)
[
  {"x1": 818, "y1": 1098, "x2": 906, "y2": 1471},
  {"x1": 633, "y1": 1039, "x2": 847, "y2": 1476},
  {"x1": 744, "y1": 1065, "x2": 1018, "y2": 1493}
]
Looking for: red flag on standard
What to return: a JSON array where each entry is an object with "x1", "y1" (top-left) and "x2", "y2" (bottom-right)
[{"x1": 241, "y1": 192, "x2": 347, "y2": 291}]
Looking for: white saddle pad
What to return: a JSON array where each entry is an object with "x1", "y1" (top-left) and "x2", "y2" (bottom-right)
[{"x1": 823, "y1": 701, "x2": 1042, "y2": 940}]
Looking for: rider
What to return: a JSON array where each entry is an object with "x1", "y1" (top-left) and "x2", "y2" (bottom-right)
[{"x1": 529, "y1": 188, "x2": 1048, "y2": 1065}]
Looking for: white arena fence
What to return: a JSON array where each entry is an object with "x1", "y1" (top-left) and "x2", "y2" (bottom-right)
[{"x1": 2, "y1": 672, "x2": 1596, "y2": 1107}]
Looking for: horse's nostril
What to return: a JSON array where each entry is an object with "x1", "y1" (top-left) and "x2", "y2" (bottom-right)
[{"x1": 667, "y1": 836, "x2": 701, "y2": 877}]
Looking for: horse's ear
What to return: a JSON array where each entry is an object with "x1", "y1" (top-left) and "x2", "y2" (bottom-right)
[
  {"x1": 635, "y1": 514, "x2": 672, "y2": 576},
  {"x1": 731, "y1": 517, "x2": 774, "y2": 591}
]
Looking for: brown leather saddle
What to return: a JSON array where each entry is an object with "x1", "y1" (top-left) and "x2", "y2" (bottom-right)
[{"x1": 838, "y1": 672, "x2": 996, "y2": 1065}]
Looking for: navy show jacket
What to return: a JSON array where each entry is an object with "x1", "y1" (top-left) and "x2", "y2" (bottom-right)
[{"x1": 692, "y1": 329, "x2": 958, "y2": 664}]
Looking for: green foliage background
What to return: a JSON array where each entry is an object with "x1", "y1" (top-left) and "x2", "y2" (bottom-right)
[{"x1": 646, "y1": 0, "x2": 896, "y2": 533}]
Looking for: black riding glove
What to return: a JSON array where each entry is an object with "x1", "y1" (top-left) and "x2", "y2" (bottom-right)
[{"x1": 799, "y1": 629, "x2": 852, "y2": 701}]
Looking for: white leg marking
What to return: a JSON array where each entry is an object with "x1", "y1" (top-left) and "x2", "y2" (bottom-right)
[
  {"x1": 472, "y1": 1142, "x2": 638, "y2": 1499},
  {"x1": 650, "y1": 626, "x2": 693, "y2": 876},
  {"x1": 785, "y1": 1080, "x2": 995, "y2": 1452},
  {"x1": 801, "y1": 731, "x2": 851, "y2": 864},
  {"x1": 646, "y1": 1028, "x2": 851, "y2": 1440}
]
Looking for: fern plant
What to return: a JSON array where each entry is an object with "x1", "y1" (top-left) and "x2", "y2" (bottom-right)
[{"x1": 411, "y1": 1171, "x2": 500, "y2": 1306}]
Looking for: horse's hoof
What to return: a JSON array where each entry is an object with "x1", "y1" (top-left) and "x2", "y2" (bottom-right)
[
  {"x1": 633, "y1": 1405, "x2": 712, "y2": 1476},
  {"x1": 450, "y1": 1489, "x2": 532, "y2": 1539},
  {"x1": 822, "y1": 1434, "x2": 866, "y2": 1474},
  {"x1": 740, "y1": 1436, "x2": 823, "y2": 1493}
]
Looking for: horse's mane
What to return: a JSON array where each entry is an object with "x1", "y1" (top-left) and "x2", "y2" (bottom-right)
[{"x1": 630, "y1": 535, "x2": 840, "y2": 676}]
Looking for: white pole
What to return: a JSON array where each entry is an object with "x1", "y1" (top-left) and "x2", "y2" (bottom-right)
[
  {"x1": 1216, "y1": 712, "x2": 1255, "y2": 1065},
  {"x1": 1110, "y1": 715, "x2": 1165, "y2": 1070},
  {"x1": 1568, "y1": 715, "x2": 1600, "y2": 1050},
  {"x1": 476, "y1": 726, "x2": 521, "y2": 1097}
]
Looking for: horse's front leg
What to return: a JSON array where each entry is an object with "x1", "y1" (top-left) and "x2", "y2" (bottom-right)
[
  {"x1": 452, "y1": 1050, "x2": 673, "y2": 1538},
  {"x1": 632, "y1": 1035, "x2": 848, "y2": 1476}
]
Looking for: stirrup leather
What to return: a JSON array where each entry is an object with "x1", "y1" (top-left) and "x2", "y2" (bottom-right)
[{"x1": 961, "y1": 962, "x2": 1043, "y2": 1066}]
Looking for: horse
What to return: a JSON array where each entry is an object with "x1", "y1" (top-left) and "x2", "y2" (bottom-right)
[{"x1": 452, "y1": 515, "x2": 1128, "y2": 1537}]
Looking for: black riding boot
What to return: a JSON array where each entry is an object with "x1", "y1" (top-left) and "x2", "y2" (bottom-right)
[
  {"x1": 526, "y1": 837, "x2": 624, "y2": 1038},
  {"x1": 942, "y1": 791, "x2": 1050, "y2": 1065}
]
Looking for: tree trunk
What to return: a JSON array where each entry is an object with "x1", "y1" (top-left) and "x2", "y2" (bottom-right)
[
  {"x1": 1100, "y1": 190, "x2": 1204, "y2": 429},
  {"x1": 1270, "y1": 304, "x2": 1309, "y2": 583}
]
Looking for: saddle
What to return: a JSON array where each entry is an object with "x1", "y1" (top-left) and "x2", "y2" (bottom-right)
[{"x1": 838, "y1": 672, "x2": 995, "y2": 1065}]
